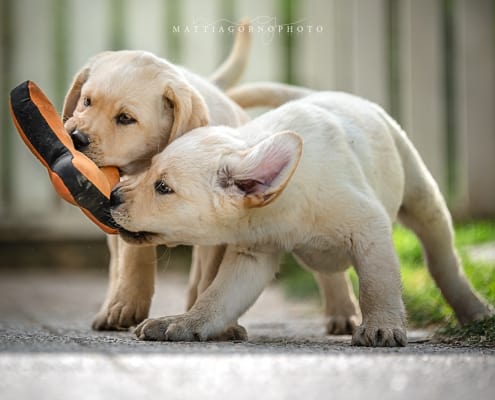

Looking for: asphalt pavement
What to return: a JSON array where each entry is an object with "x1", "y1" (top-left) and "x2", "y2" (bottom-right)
[{"x1": 1, "y1": 268, "x2": 494, "y2": 400}]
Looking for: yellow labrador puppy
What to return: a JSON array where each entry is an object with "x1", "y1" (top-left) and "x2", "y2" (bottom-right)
[
  {"x1": 64, "y1": 32, "x2": 361, "y2": 337},
  {"x1": 63, "y1": 27, "x2": 250, "y2": 333},
  {"x1": 110, "y1": 89, "x2": 493, "y2": 346}
]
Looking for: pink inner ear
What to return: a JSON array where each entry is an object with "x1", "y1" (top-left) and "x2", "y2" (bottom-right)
[
  {"x1": 255, "y1": 146, "x2": 290, "y2": 186},
  {"x1": 234, "y1": 132, "x2": 301, "y2": 196},
  {"x1": 234, "y1": 145, "x2": 290, "y2": 195}
]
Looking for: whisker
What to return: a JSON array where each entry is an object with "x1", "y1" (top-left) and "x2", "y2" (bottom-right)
[{"x1": 157, "y1": 246, "x2": 173, "y2": 272}]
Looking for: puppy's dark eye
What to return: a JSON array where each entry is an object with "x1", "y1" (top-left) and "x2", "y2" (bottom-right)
[
  {"x1": 154, "y1": 180, "x2": 174, "y2": 195},
  {"x1": 83, "y1": 97, "x2": 91, "y2": 107},
  {"x1": 116, "y1": 113, "x2": 137, "y2": 125}
]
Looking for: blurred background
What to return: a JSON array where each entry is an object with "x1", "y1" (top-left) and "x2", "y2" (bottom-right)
[{"x1": 0, "y1": 1, "x2": 494, "y2": 323}]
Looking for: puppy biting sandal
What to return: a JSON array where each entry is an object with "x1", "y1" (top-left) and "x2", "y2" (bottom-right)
[{"x1": 9, "y1": 80, "x2": 120, "y2": 234}]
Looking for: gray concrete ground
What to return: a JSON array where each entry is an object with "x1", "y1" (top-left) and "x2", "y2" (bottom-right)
[{"x1": 1, "y1": 268, "x2": 494, "y2": 400}]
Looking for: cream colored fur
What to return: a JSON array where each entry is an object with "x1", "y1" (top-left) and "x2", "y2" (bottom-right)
[
  {"x1": 63, "y1": 27, "x2": 250, "y2": 333},
  {"x1": 227, "y1": 81, "x2": 313, "y2": 109},
  {"x1": 112, "y1": 91, "x2": 493, "y2": 346}
]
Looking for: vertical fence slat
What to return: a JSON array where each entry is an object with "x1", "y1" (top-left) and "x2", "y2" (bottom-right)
[
  {"x1": 126, "y1": 0, "x2": 165, "y2": 55},
  {"x1": 295, "y1": 0, "x2": 336, "y2": 89},
  {"x1": 66, "y1": 0, "x2": 111, "y2": 84},
  {"x1": 56, "y1": 0, "x2": 113, "y2": 234},
  {"x1": 333, "y1": 0, "x2": 355, "y2": 92},
  {"x1": 454, "y1": 0, "x2": 495, "y2": 217},
  {"x1": 10, "y1": 0, "x2": 57, "y2": 216},
  {"x1": 179, "y1": 0, "x2": 220, "y2": 76},
  {"x1": 0, "y1": 0, "x2": 6, "y2": 214},
  {"x1": 235, "y1": 0, "x2": 284, "y2": 83},
  {"x1": 352, "y1": 0, "x2": 388, "y2": 110},
  {"x1": 163, "y1": 0, "x2": 183, "y2": 62},
  {"x1": 400, "y1": 0, "x2": 447, "y2": 195}
]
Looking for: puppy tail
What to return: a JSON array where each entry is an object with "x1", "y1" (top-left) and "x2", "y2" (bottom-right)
[
  {"x1": 209, "y1": 19, "x2": 252, "y2": 90},
  {"x1": 389, "y1": 112, "x2": 494, "y2": 324},
  {"x1": 226, "y1": 82, "x2": 314, "y2": 109}
]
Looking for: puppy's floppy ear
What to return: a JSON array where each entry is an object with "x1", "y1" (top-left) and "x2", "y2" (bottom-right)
[
  {"x1": 62, "y1": 52, "x2": 111, "y2": 122},
  {"x1": 227, "y1": 131, "x2": 302, "y2": 208},
  {"x1": 164, "y1": 81, "x2": 210, "y2": 144},
  {"x1": 62, "y1": 66, "x2": 90, "y2": 122}
]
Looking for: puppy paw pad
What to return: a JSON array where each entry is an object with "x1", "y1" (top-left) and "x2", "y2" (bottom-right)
[
  {"x1": 92, "y1": 301, "x2": 149, "y2": 331},
  {"x1": 326, "y1": 315, "x2": 360, "y2": 335},
  {"x1": 134, "y1": 316, "x2": 204, "y2": 342},
  {"x1": 351, "y1": 326, "x2": 407, "y2": 347},
  {"x1": 211, "y1": 324, "x2": 248, "y2": 341}
]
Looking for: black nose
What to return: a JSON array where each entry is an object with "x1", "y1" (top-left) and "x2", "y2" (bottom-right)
[
  {"x1": 110, "y1": 187, "x2": 124, "y2": 207},
  {"x1": 70, "y1": 129, "x2": 90, "y2": 150}
]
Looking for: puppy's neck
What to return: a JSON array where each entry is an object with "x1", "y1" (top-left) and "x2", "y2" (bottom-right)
[
  {"x1": 225, "y1": 194, "x2": 305, "y2": 251},
  {"x1": 120, "y1": 159, "x2": 152, "y2": 176}
]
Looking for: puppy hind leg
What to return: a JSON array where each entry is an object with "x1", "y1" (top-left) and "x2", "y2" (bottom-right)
[
  {"x1": 399, "y1": 189, "x2": 493, "y2": 324},
  {"x1": 292, "y1": 251, "x2": 361, "y2": 334},
  {"x1": 185, "y1": 246, "x2": 202, "y2": 311},
  {"x1": 195, "y1": 245, "x2": 227, "y2": 296},
  {"x1": 315, "y1": 271, "x2": 362, "y2": 335}
]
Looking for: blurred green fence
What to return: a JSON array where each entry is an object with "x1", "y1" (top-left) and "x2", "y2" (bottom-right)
[{"x1": 0, "y1": 0, "x2": 494, "y2": 239}]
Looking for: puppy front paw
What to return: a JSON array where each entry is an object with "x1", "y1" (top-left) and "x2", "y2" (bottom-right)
[
  {"x1": 211, "y1": 324, "x2": 248, "y2": 341},
  {"x1": 92, "y1": 298, "x2": 150, "y2": 331},
  {"x1": 351, "y1": 325, "x2": 407, "y2": 347},
  {"x1": 135, "y1": 315, "x2": 206, "y2": 341},
  {"x1": 326, "y1": 315, "x2": 360, "y2": 335}
]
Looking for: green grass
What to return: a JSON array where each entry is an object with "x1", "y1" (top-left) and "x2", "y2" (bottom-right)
[
  {"x1": 279, "y1": 221, "x2": 495, "y2": 328},
  {"x1": 435, "y1": 315, "x2": 495, "y2": 347}
]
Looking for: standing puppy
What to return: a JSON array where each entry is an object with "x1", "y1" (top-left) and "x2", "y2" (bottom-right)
[
  {"x1": 111, "y1": 91, "x2": 493, "y2": 346},
  {"x1": 63, "y1": 26, "x2": 250, "y2": 332}
]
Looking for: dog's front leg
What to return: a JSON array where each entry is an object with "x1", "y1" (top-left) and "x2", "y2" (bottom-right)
[
  {"x1": 135, "y1": 247, "x2": 280, "y2": 341},
  {"x1": 92, "y1": 236, "x2": 156, "y2": 330},
  {"x1": 350, "y1": 220, "x2": 407, "y2": 347}
]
